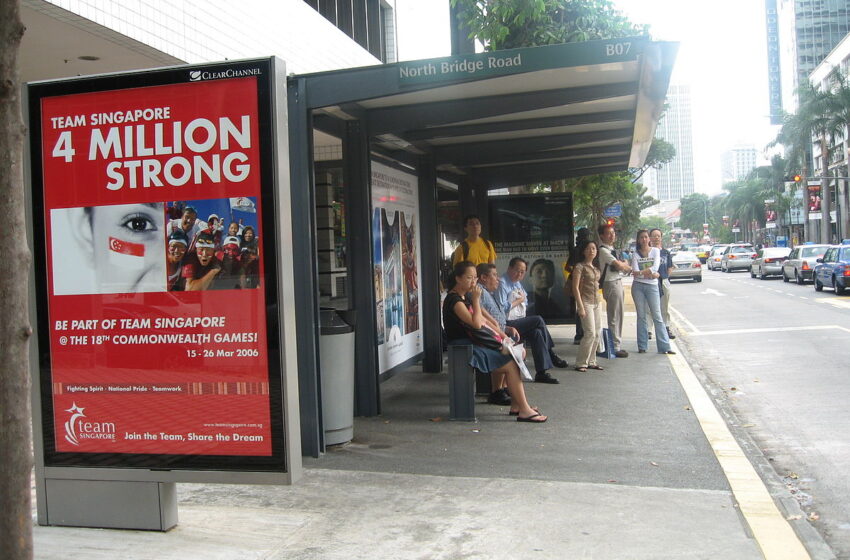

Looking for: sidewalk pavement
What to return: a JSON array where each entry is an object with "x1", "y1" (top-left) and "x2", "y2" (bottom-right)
[{"x1": 32, "y1": 286, "x2": 832, "y2": 559}]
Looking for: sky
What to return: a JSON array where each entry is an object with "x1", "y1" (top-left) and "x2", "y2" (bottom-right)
[{"x1": 395, "y1": 1, "x2": 780, "y2": 196}]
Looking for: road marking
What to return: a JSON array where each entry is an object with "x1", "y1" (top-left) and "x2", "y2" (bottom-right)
[
  {"x1": 816, "y1": 297, "x2": 850, "y2": 310},
  {"x1": 687, "y1": 325, "x2": 844, "y2": 337},
  {"x1": 799, "y1": 296, "x2": 809, "y2": 300},
  {"x1": 669, "y1": 305, "x2": 700, "y2": 335},
  {"x1": 665, "y1": 346, "x2": 812, "y2": 560},
  {"x1": 700, "y1": 288, "x2": 726, "y2": 297}
]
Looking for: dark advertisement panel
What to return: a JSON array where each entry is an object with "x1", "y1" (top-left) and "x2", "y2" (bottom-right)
[
  {"x1": 489, "y1": 194, "x2": 573, "y2": 324},
  {"x1": 29, "y1": 61, "x2": 287, "y2": 472}
]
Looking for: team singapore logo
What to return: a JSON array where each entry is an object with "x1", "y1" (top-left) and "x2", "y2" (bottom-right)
[
  {"x1": 64, "y1": 403, "x2": 116, "y2": 446},
  {"x1": 189, "y1": 67, "x2": 261, "y2": 82}
]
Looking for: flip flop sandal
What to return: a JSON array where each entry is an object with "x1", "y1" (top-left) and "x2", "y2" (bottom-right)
[
  {"x1": 516, "y1": 413, "x2": 547, "y2": 423},
  {"x1": 587, "y1": 365, "x2": 604, "y2": 370},
  {"x1": 509, "y1": 406, "x2": 540, "y2": 416},
  {"x1": 574, "y1": 367, "x2": 588, "y2": 372}
]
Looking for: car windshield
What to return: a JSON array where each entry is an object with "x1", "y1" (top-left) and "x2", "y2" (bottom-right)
[
  {"x1": 673, "y1": 253, "x2": 698, "y2": 263},
  {"x1": 731, "y1": 247, "x2": 751, "y2": 253},
  {"x1": 801, "y1": 247, "x2": 826, "y2": 258},
  {"x1": 842, "y1": 248, "x2": 850, "y2": 261}
]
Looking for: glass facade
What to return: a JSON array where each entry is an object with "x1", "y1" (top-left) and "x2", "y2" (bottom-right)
[{"x1": 304, "y1": 0, "x2": 396, "y2": 62}]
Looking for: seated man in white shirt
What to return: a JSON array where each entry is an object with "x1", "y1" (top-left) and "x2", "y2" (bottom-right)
[{"x1": 488, "y1": 260, "x2": 567, "y2": 384}]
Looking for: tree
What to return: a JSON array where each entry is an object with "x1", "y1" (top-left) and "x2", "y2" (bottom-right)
[
  {"x1": 451, "y1": 0, "x2": 649, "y2": 50},
  {"x1": 771, "y1": 82, "x2": 832, "y2": 243},
  {"x1": 0, "y1": 1, "x2": 33, "y2": 558},
  {"x1": 678, "y1": 193, "x2": 711, "y2": 238},
  {"x1": 632, "y1": 137, "x2": 675, "y2": 184}
]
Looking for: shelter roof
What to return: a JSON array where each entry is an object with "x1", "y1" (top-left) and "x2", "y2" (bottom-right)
[{"x1": 293, "y1": 37, "x2": 677, "y2": 188}]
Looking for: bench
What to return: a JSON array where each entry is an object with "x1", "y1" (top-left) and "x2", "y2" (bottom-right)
[{"x1": 447, "y1": 344, "x2": 492, "y2": 421}]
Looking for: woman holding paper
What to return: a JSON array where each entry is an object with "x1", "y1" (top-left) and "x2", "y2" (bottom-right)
[
  {"x1": 630, "y1": 230, "x2": 675, "y2": 355},
  {"x1": 442, "y1": 261, "x2": 547, "y2": 423}
]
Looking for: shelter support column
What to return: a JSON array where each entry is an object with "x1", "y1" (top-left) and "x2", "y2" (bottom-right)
[
  {"x1": 344, "y1": 120, "x2": 380, "y2": 416},
  {"x1": 288, "y1": 78, "x2": 323, "y2": 457},
  {"x1": 418, "y1": 155, "x2": 442, "y2": 373}
]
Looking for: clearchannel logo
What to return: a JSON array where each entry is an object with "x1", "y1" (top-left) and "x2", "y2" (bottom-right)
[
  {"x1": 189, "y1": 67, "x2": 262, "y2": 82},
  {"x1": 64, "y1": 402, "x2": 116, "y2": 446}
]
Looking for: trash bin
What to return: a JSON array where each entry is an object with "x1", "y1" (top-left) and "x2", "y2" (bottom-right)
[{"x1": 319, "y1": 308, "x2": 356, "y2": 446}]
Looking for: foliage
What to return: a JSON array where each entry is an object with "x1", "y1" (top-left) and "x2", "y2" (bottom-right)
[
  {"x1": 678, "y1": 193, "x2": 711, "y2": 236},
  {"x1": 451, "y1": 0, "x2": 649, "y2": 50},
  {"x1": 639, "y1": 215, "x2": 671, "y2": 242},
  {"x1": 570, "y1": 172, "x2": 657, "y2": 246},
  {"x1": 632, "y1": 137, "x2": 675, "y2": 183}
]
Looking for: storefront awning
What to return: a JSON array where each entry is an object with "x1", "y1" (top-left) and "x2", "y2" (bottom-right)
[{"x1": 295, "y1": 37, "x2": 677, "y2": 187}]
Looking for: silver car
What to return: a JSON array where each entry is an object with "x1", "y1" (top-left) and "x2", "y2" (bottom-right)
[
  {"x1": 707, "y1": 244, "x2": 729, "y2": 270},
  {"x1": 669, "y1": 251, "x2": 702, "y2": 282},
  {"x1": 781, "y1": 244, "x2": 830, "y2": 284},
  {"x1": 720, "y1": 244, "x2": 756, "y2": 272},
  {"x1": 750, "y1": 247, "x2": 791, "y2": 279}
]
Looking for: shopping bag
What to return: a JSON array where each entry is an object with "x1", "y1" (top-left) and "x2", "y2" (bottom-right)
[{"x1": 596, "y1": 327, "x2": 616, "y2": 359}]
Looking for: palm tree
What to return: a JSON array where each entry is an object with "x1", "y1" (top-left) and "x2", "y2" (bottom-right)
[{"x1": 772, "y1": 82, "x2": 833, "y2": 243}]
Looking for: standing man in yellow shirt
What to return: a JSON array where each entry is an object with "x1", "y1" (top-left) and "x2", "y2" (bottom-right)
[{"x1": 451, "y1": 214, "x2": 497, "y2": 266}]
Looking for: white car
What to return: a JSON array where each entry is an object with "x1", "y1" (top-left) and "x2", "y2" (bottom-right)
[{"x1": 669, "y1": 251, "x2": 702, "y2": 282}]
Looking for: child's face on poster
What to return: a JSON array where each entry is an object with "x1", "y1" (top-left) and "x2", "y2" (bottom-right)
[{"x1": 89, "y1": 203, "x2": 165, "y2": 292}]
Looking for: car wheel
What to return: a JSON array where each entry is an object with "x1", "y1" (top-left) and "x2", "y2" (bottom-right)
[
  {"x1": 750, "y1": 267, "x2": 756, "y2": 278},
  {"x1": 815, "y1": 277, "x2": 824, "y2": 291},
  {"x1": 795, "y1": 271, "x2": 804, "y2": 285},
  {"x1": 760, "y1": 269, "x2": 767, "y2": 280},
  {"x1": 835, "y1": 277, "x2": 846, "y2": 295},
  {"x1": 695, "y1": 276, "x2": 702, "y2": 283},
  {"x1": 783, "y1": 271, "x2": 789, "y2": 282}
]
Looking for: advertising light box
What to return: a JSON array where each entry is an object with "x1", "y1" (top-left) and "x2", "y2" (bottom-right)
[{"x1": 28, "y1": 60, "x2": 293, "y2": 475}]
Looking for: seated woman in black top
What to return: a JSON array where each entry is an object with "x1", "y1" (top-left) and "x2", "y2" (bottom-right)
[{"x1": 443, "y1": 261, "x2": 547, "y2": 423}]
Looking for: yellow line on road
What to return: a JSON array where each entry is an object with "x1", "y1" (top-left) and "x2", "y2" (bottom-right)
[{"x1": 665, "y1": 347, "x2": 811, "y2": 560}]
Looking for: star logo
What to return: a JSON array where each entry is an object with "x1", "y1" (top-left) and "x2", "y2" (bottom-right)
[{"x1": 64, "y1": 402, "x2": 86, "y2": 446}]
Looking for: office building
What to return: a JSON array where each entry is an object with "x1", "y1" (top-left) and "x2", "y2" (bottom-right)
[
  {"x1": 774, "y1": 0, "x2": 850, "y2": 114},
  {"x1": 644, "y1": 84, "x2": 695, "y2": 202},
  {"x1": 721, "y1": 145, "x2": 758, "y2": 184}
]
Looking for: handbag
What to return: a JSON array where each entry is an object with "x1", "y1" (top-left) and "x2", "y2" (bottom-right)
[{"x1": 464, "y1": 323, "x2": 503, "y2": 351}]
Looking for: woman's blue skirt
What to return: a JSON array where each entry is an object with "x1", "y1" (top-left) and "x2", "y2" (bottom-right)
[{"x1": 449, "y1": 338, "x2": 511, "y2": 372}]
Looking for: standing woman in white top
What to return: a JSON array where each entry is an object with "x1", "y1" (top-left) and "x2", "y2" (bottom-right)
[{"x1": 630, "y1": 230, "x2": 675, "y2": 354}]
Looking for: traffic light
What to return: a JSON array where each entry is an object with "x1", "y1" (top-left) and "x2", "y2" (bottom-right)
[
  {"x1": 791, "y1": 174, "x2": 803, "y2": 183},
  {"x1": 606, "y1": 217, "x2": 616, "y2": 227}
]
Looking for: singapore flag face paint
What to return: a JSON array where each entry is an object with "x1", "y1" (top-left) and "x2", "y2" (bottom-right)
[{"x1": 109, "y1": 236, "x2": 146, "y2": 269}]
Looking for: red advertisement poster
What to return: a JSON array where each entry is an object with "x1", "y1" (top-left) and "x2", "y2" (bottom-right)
[{"x1": 38, "y1": 76, "x2": 276, "y2": 458}]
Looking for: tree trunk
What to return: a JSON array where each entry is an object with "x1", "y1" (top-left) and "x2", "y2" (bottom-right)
[{"x1": 0, "y1": 1, "x2": 34, "y2": 559}]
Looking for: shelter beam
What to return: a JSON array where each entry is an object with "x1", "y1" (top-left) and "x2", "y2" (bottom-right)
[
  {"x1": 344, "y1": 119, "x2": 381, "y2": 417},
  {"x1": 417, "y1": 155, "x2": 442, "y2": 372},
  {"x1": 288, "y1": 79, "x2": 324, "y2": 457}
]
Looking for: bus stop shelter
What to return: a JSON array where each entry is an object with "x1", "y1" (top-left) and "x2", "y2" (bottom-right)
[{"x1": 287, "y1": 37, "x2": 677, "y2": 456}]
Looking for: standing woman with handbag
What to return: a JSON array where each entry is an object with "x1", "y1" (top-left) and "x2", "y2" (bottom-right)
[
  {"x1": 570, "y1": 240, "x2": 604, "y2": 372},
  {"x1": 443, "y1": 261, "x2": 547, "y2": 423},
  {"x1": 630, "y1": 230, "x2": 675, "y2": 355}
]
